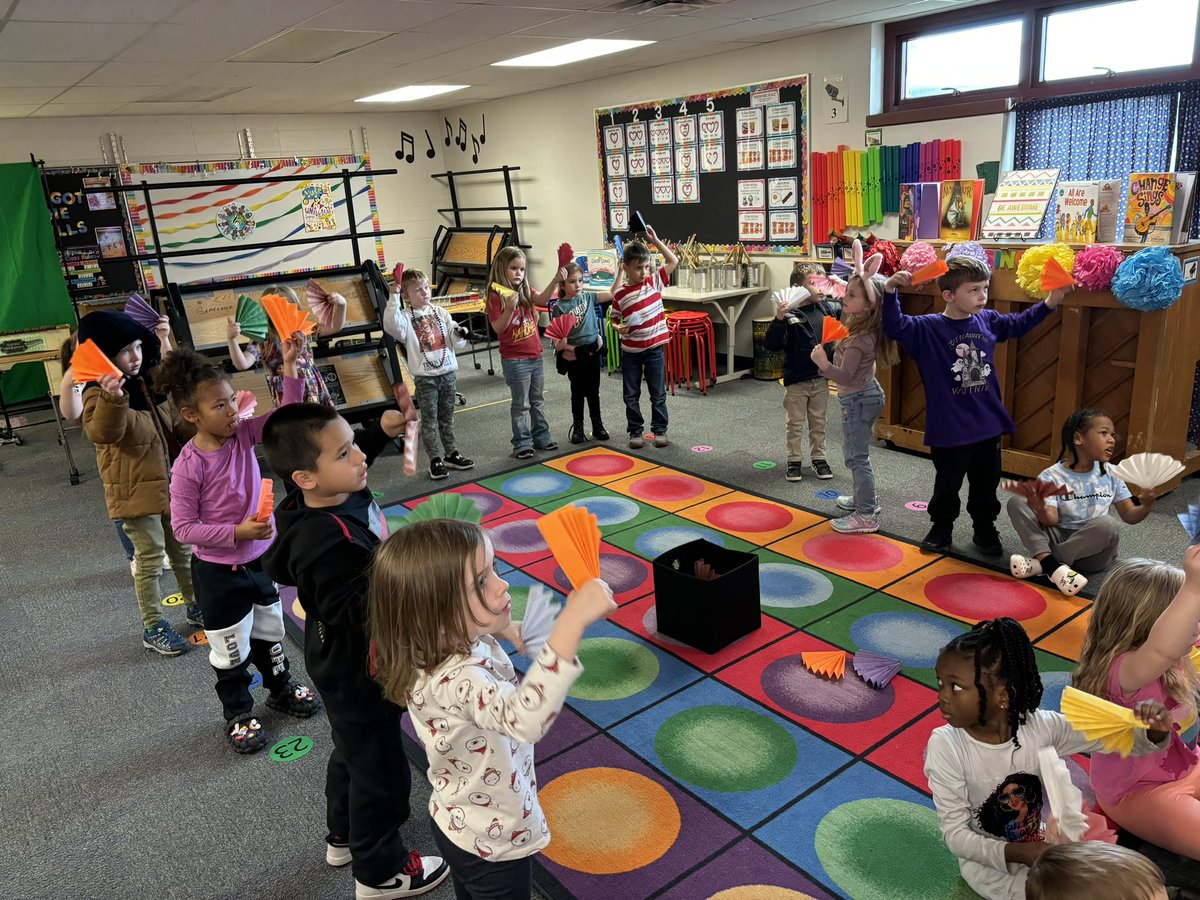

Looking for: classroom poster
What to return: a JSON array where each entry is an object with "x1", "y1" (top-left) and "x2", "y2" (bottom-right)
[
  {"x1": 738, "y1": 180, "x2": 766, "y2": 210},
  {"x1": 739, "y1": 211, "x2": 766, "y2": 241},
  {"x1": 301, "y1": 182, "x2": 336, "y2": 233}
]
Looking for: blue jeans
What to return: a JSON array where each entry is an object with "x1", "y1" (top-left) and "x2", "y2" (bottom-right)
[
  {"x1": 839, "y1": 380, "x2": 884, "y2": 515},
  {"x1": 501, "y1": 356, "x2": 551, "y2": 453},
  {"x1": 621, "y1": 345, "x2": 668, "y2": 436}
]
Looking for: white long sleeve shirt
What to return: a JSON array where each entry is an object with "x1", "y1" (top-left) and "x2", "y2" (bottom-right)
[{"x1": 383, "y1": 295, "x2": 468, "y2": 378}]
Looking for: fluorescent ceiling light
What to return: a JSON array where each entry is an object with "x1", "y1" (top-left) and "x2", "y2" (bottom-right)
[
  {"x1": 356, "y1": 84, "x2": 468, "y2": 102},
  {"x1": 492, "y1": 39, "x2": 653, "y2": 67}
]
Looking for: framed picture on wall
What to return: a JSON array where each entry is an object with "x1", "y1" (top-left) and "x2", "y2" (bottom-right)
[
  {"x1": 815, "y1": 245, "x2": 834, "y2": 261},
  {"x1": 865, "y1": 128, "x2": 882, "y2": 147}
]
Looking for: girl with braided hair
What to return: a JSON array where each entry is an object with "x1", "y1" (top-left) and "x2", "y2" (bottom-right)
[{"x1": 925, "y1": 617, "x2": 1173, "y2": 899}]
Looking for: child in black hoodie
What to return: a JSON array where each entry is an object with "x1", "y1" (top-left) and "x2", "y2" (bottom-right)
[
  {"x1": 764, "y1": 264, "x2": 837, "y2": 483},
  {"x1": 261, "y1": 405, "x2": 449, "y2": 900}
]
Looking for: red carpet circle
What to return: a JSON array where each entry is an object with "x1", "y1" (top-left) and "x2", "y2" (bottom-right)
[
  {"x1": 705, "y1": 500, "x2": 793, "y2": 533},
  {"x1": 804, "y1": 533, "x2": 904, "y2": 571},
  {"x1": 628, "y1": 474, "x2": 706, "y2": 502},
  {"x1": 924, "y1": 572, "x2": 1046, "y2": 620},
  {"x1": 565, "y1": 454, "x2": 636, "y2": 478}
]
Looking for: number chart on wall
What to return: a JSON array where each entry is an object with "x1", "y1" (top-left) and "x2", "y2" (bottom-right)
[{"x1": 595, "y1": 76, "x2": 810, "y2": 255}]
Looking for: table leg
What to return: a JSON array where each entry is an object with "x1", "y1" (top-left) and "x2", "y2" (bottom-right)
[
  {"x1": 47, "y1": 389, "x2": 81, "y2": 485},
  {"x1": 703, "y1": 294, "x2": 753, "y2": 384}
]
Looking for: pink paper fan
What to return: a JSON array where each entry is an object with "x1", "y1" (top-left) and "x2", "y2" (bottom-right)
[
  {"x1": 807, "y1": 274, "x2": 847, "y2": 299},
  {"x1": 545, "y1": 314, "x2": 576, "y2": 342},
  {"x1": 123, "y1": 293, "x2": 160, "y2": 331},
  {"x1": 306, "y1": 279, "x2": 337, "y2": 331},
  {"x1": 234, "y1": 390, "x2": 257, "y2": 421},
  {"x1": 852, "y1": 651, "x2": 902, "y2": 688}
]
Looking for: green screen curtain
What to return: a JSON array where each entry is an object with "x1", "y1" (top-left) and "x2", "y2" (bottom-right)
[{"x1": 0, "y1": 162, "x2": 74, "y2": 402}]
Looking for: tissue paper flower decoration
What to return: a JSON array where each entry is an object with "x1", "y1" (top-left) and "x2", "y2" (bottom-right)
[
  {"x1": 865, "y1": 239, "x2": 900, "y2": 276},
  {"x1": 900, "y1": 241, "x2": 937, "y2": 273},
  {"x1": 1016, "y1": 243, "x2": 1076, "y2": 298},
  {"x1": 1112, "y1": 245, "x2": 1185, "y2": 312},
  {"x1": 1073, "y1": 244, "x2": 1125, "y2": 293},
  {"x1": 945, "y1": 241, "x2": 992, "y2": 275}
]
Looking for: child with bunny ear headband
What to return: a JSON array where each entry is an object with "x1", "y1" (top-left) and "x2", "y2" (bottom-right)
[{"x1": 809, "y1": 240, "x2": 903, "y2": 534}]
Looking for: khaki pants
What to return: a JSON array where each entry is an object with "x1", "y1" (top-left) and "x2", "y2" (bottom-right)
[
  {"x1": 122, "y1": 512, "x2": 195, "y2": 629},
  {"x1": 783, "y1": 379, "x2": 828, "y2": 463}
]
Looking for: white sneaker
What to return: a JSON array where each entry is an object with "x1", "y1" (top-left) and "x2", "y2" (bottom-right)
[
  {"x1": 830, "y1": 512, "x2": 880, "y2": 534},
  {"x1": 326, "y1": 839, "x2": 352, "y2": 867},
  {"x1": 1009, "y1": 554, "x2": 1043, "y2": 579},
  {"x1": 162, "y1": 552, "x2": 172, "y2": 570},
  {"x1": 837, "y1": 495, "x2": 882, "y2": 516},
  {"x1": 129, "y1": 558, "x2": 137, "y2": 576},
  {"x1": 355, "y1": 852, "x2": 450, "y2": 898},
  {"x1": 1049, "y1": 564, "x2": 1088, "y2": 596}
]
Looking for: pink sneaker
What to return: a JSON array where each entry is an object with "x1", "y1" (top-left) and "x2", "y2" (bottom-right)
[{"x1": 830, "y1": 512, "x2": 879, "y2": 534}]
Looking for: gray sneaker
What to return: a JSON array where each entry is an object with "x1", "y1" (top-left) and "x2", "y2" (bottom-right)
[
  {"x1": 143, "y1": 620, "x2": 188, "y2": 656},
  {"x1": 629, "y1": 434, "x2": 645, "y2": 449},
  {"x1": 837, "y1": 495, "x2": 882, "y2": 516}
]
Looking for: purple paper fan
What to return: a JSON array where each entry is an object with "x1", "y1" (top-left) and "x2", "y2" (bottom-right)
[
  {"x1": 852, "y1": 650, "x2": 902, "y2": 689},
  {"x1": 123, "y1": 293, "x2": 160, "y2": 331}
]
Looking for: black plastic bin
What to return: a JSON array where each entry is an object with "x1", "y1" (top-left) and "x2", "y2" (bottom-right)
[{"x1": 652, "y1": 538, "x2": 761, "y2": 654}]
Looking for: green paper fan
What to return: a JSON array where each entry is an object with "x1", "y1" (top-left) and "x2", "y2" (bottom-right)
[
  {"x1": 401, "y1": 493, "x2": 482, "y2": 527},
  {"x1": 235, "y1": 294, "x2": 269, "y2": 340}
]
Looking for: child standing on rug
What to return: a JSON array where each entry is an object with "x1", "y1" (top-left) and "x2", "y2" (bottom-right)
[
  {"x1": 158, "y1": 345, "x2": 321, "y2": 753},
  {"x1": 227, "y1": 284, "x2": 346, "y2": 407},
  {"x1": 809, "y1": 242, "x2": 901, "y2": 534},
  {"x1": 79, "y1": 310, "x2": 200, "y2": 656},
  {"x1": 1007, "y1": 408, "x2": 1157, "y2": 595},
  {"x1": 262, "y1": 403, "x2": 448, "y2": 899},
  {"x1": 1026, "y1": 843, "x2": 1168, "y2": 900},
  {"x1": 383, "y1": 267, "x2": 475, "y2": 480},
  {"x1": 765, "y1": 264, "x2": 835, "y2": 482},
  {"x1": 603, "y1": 227, "x2": 677, "y2": 449},
  {"x1": 369, "y1": 519, "x2": 616, "y2": 900},
  {"x1": 882, "y1": 256, "x2": 1067, "y2": 556},
  {"x1": 549, "y1": 262, "x2": 609, "y2": 444},
  {"x1": 487, "y1": 247, "x2": 561, "y2": 459},
  {"x1": 925, "y1": 617, "x2": 1172, "y2": 900},
  {"x1": 1072, "y1": 549, "x2": 1200, "y2": 860}
]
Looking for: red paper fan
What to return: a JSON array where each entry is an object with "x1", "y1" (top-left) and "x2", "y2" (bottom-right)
[
  {"x1": 1040, "y1": 257, "x2": 1076, "y2": 292},
  {"x1": 254, "y1": 478, "x2": 274, "y2": 523},
  {"x1": 821, "y1": 317, "x2": 849, "y2": 343},
  {"x1": 1001, "y1": 478, "x2": 1069, "y2": 501},
  {"x1": 70, "y1": 339, "x2": 122, "y2": 383},
  {"x1": 807, "y1": 274, "x2": 847, "y2": 299},
  {"x1": 557, "y1": 242, "x2": 574, "y2": 268},
  {"x1": 910, "y1": 259, "x2": 949, "y2": 287},
  {"x1": 545, "y1": 315, "x2": 576, "y2": 342},
  {"x1": 234, "y1": 390, "x2": 257, "y2": 421}
]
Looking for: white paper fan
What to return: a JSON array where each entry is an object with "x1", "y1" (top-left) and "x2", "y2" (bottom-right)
[
  {"x1": 519, "y1": 584, "x2": 559, "y2": 660},
  {"x1": 771, "y1": 286, "x2": 811, "y2": 312},
  {"x1": 1107, "y1": 452, "x2": 1185, "y2": 490},
  {"x1": 1037, "y1": 747, "x2": 1088, "y2": 842}
]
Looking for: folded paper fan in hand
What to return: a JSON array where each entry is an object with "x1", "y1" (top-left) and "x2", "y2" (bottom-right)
[
  {"x1": 852, "y1": 651, "x2": 902, "y2": 688},
  {"x1": 123, "y1": 293, "x2": 160, "y2": 331},
  {"x1": 235, "y1": 295, "x2": 269, "y2": 340},
  {"x1": 1040, "y1": 256, "x2": 1076, "y2": 292},
  {"x1": 402, "y1": 493, "x2": 483, "y2": 527},
  {"x1": 1001, "y1": 478, "x2": 1070, "y2": 502},
  {"x1": 910, "y1": 259, "x2": 949, "y2": 287},
  {"x1": 1037, "y1": 747, "x2": 1088, "y2": 843},
  {"x1": 807, "y1": 275, "x2": 847, "y2": 299},
  {"x1": 255, "y1": 478, "x2": 274, "y2": 523},
  {"x1": 544, "y1": 314, "x2": 576, "y2": 343},
  {"x1": 306, "y1": 279, "x2": 337, "y2": 331},
  {"x1": 491, "y1": 282, "x2": 518, "y2": 302},
  {"x1": 772, "y1": 286, "x2": 810, "y2": 312},
  {"x1": 391, "y1": 262, "x2": 404, "y2": 285},
  {"x1": 70, "y1": 339, "x2": 122, "y2": 383},
  {"x1": 234, "y1": 390, "x2": 257, "y2": 421},
  {"x1": 1060, "y1": 685, "x2": 1146, "y2": 757},
  {"x1": 403, "y1": 419, "x2": 419, "y2": 476},
  {"x1": 557, "y1": 242, "x2": 574, "y2": 269},
  {"x1": 1178, "y1": 497, "x2": 1200, "y2": 546},
  {"x1": 261, "y1": 293, "x2": 316, "y2": 338},
  {"x1": 520, "y1": 584, "x2": 560, "y2": 660},
  {"x1": 536, "y1": 503, "x2": 601, "y2": 592},
  {"x1": 802, "y1": 650, "x2": 847, "y2": 680},
  {"x1": 613, "y1": 234, "x2": 624, "y2": 260},
  {"x1": 1107, "y1": 452, "x2": 1185, "y2": 491},
  {"x1": 1190, "y1": 645, "x2": 1200, "y2": 676},
  {"x1": 821, "y1": 317, "x2": 850, "y2": 343}
]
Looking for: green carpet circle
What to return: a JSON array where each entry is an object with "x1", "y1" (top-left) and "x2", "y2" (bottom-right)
[
  {"x1": 654, "y1": 705, "x2": 796, "y2": 792},
  {"x1": 571, "y1": 637, "x2": 659, "y2": 701},
  {"x1": 815, "y1": 799, "x2": 971, "y2": 899}
]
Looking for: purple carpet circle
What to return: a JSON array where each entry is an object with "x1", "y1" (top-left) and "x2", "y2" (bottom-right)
[
  {"x1": 489, "y1": 519, "x2": 549, "y2": 554},
  {"x1": 761, "y1": 654, "x2": 893, "y2": 723},
  {"x1": 641, "y1": 605, "x2": 689, "y2": 648},
  {"x1": 459, "y1": 490, "x2": 503, "y2": 517},
  {"x1": 692, "y1": 445, "x2": 713, "y2": 453},
  {"x1": 904, "y1": 500, "x2": 929, "y2": 512},
  {"x1": 554, "y1": 552, "x2": 647, "y2": 595},
  {"x1": 815, "y1": 490, "x2": 839, "y2": 500}
]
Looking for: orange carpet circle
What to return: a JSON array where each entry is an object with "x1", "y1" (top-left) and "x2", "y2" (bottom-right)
[{"x1": 711, "y1": 889, "x2": 820, "y2": 900}]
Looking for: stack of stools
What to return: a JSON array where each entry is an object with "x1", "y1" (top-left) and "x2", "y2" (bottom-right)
[{"x1": 665, "y1": 309, "x2": 717, "y2": 395}]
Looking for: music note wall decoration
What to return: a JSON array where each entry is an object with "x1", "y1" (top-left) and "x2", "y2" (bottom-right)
[
  {"x1": 395, "y1": 131, "x2": 415, "y2": 164},
  {"x1": 425, "y1": 130, "x2": 436, "y2": 159},
  {"x1": 457, "y1": 118, "x2": 467, "y2": 150},
  {"x1": 444, "y1": 117, "x2": 453, "y2": 147},
  {"x1": 471, "y1": 136, "x2": 480, "y2": 164},
  {"x1": 479, "y1": 113, "x2": 486, "y2": 145}
]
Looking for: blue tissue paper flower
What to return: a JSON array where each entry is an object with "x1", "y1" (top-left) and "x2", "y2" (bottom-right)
[{"x1": 1111, "y1": 245, "x2": 1184, "y2": 311}]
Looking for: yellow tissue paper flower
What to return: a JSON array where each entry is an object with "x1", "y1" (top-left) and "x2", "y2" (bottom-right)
[{"x1": 1016, "y1": 243, "x2": 1076, "y2": 298}]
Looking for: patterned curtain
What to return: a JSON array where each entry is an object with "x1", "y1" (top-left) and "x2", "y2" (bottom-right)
[
  {"x1": 1174, "y1": 81, "x2": 1200, "y2": 239},
  {"x1": 1014, "y1": 85, "x2": 1179, "y2": 239}
]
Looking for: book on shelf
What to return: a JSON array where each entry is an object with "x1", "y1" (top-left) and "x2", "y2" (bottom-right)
[
  {"x1": 916, "y1": 182, "x2": 941, "y2": 239},
  {"x1": 1172, "y1": 172, "x2": 1196, "y2": 243},
  {"x1": 1096, "y1": 179, "x2": 1123, "y2": 243},
  {"x1": 982, "y1": 169, "x2": 1059, "y2": 239},
  {"x1": 1126, "y1": 172, "x2": 1175, "y2": 245},
  {"x1": 898, "y1": 184, "x2": 917, "y2": 240},
  {"x1": 1054, "y1": 181, "x2": 1100, "y2": 244},
  {"x1": 938, "y1": 179, "x2": 984, "y2": 241}
]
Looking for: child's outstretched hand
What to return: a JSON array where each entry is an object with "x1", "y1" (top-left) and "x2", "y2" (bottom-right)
[
  {"x1": 1182, "y1": 543, "x2": 1200, "y2": 585},
  {"x1": 1045, "y1": 286, "x2": 1071, "y2": 309},
  {"x1": 380, "y1": 409, "x2": 405, "y2": 438},
  {"x1": 564, "y1": 578, "x2": 616, "y2": 628},
  {"x1": 98, "y1": 372, "x2": 125, "y2": 398},
  {"x1": 234, "y1": 514, "x2": 273, "y2": 542},
  {"x1": 226, "y1": 317, "x2": 242, "y2": 340},
  {"x1": 1137, "y1": 488, "x2": 1158, "y2": 509},
  {"x1": 810, "y1": 344, "x2": 829, "y2": 369},
  {"x1": 645, "y1": 224, "x2": 659, "y2": 244},
  {"x1": 557, "y1": 266, "x2": 568, "y2": 283},
  {"x1": 886, "y1": 271, "x2": 912, "y2": 291},
  {"x1": 155, "y1": 315, "x2": 171, "y2": 343},
  {"x1": 1133, "y1": 699, "x2": 1173, "y2": 742}
]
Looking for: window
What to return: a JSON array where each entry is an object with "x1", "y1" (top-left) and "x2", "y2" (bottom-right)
[
  {"x1": 903, "y1": 19, "x2": 1024, "y2": 99},
  {"x1": 1042, "y1": 0, "x2": 1200, "y2": 82}
]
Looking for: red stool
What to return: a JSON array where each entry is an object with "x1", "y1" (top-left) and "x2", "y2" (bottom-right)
[{"x1": 666, "y1": 310, "x2": 716, "y2": 395}]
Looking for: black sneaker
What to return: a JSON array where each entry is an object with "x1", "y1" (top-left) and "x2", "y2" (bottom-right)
[
  {"x1": 355, "y1": 851, "x2": 450, "y2": 898},
  {"x1": 569, "y1": 423, "x2": 587, "y2": 444},
  {"x1": 921, "y1": 524, "x2": 953, "y2": 554},
  {"x1": 812, "y1": 459, "x2": 834, "y2": 480},
  {"x1": 786, "y1": 463, "x2": 803, "y2": 482},
  {"x1": 429, "y1": 457, "x2": 448, "y2": 480},
  {"x1": 592, "y1": 422, "x2": 609, "y2": 441},
  {"x1": 972, "y1": 525, "x2": 1004, "y2": 557},
  {"x1": 443, "y1": 451, "x2": 474, "y2": 470}
]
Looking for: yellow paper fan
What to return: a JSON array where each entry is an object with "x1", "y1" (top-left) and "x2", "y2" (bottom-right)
[
  {"x1": 1061, "y1": 686, "x2": 1146, "y2": 757},
  {"x1": 491, "y1": 282, "x2": 518, "y2": 301},
  {"x1": 1190, "y1": 645, "x2": 1200, "y2": 677},
  {"x1": 802, "y1": 650, "x2": 846, "y2": 680}
]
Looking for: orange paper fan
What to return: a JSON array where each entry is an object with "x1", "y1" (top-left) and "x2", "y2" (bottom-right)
[
  {"x1": 1040, "y1": 256, "x2": 1076, "y2": 291},
  {"x1": 910, "y1": 259, "x2": 949, "y2": 287},
  {"x1": 536, "y1": 503, "x2": 601, "y2": 592},
  {"x1": 255, "y1": 478, "x2": 274, "y2": 523},
  {"x1": 802, "y1": 650, "x2": 847, "y2": 680},
  {"x1": 821, "y1": 316, "x2": 849, "y2": 343},
  {"x1": 70, "y1": 338, "x2": 122, "y2": 383},
  {"x1": 261, "y1": 292, "x2": 316, "y2": 338}
]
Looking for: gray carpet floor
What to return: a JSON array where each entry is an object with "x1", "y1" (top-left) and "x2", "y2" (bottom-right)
[{"x1": 2, "y1": 344, "x2": 1196, "y2": 899}]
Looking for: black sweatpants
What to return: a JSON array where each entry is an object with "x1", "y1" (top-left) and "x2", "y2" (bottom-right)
[
  {"x1": 191, "y1": 556, "x2": 291, "y2": 721},
  {"x1": 928, "y1": 436, "x2": 1003, "y2": 528},
  {"x1": 560, "y1": 341, "x2": 602, "y2": 428},
  {"x1": 433, "y1": 824, "x2": 533, "y2": 900},
  {"x1": 326, "y1": 704, "x2": 414, "y2": 887}
]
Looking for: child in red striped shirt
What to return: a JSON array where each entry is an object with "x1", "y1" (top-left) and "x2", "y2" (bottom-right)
[{"x1": 602, "y1": 227, "x2": 677, "y2": 449}]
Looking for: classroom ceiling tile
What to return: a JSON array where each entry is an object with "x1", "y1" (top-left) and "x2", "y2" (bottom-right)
[
  {"x1": 51, "y1": 85, "x2": 164, "y2": 103},
  {"x1": 30, "y1": 102, "x2": 128, "y2": 117},
  {"x1": 599, "y1": 12, "x2": 747, "y2": 40},
  {"x1": 0, "y1": 22, "x2": 150, "y2": 61},
  {"x1": 679, "y1": 0, "x2": 829, "y2": 17},
  {"x1": 166, "y1": 0, "x2": 344, "y2": 27},
  {"x1": 0, "y1": 62, "x2": 100, "y2": 86},
  {"x1": 325, "y1": 32, "x2": 482, "y2": 66},
  {"x1": 178, "y1": 62, "x2": 314, "y2": 86},
  {"x1": 685, "y1": 17, "x2": 808, "y2": 40},
  {"x1": 115, "y1": 23, "x2": 284, "y2": 61},
  {"x1": 302, "y1": 0, "x2": 470, "y2": 30},
  {"x1": 410, "y1": 6, "x2": 572, "y2": 35},
  {"x1": 11, "y1": 0, "x2": 192, "y2": 23},
  {"x1": 515, "y1": 11, "x2": 626, "y2": 37},
  {"x1": 80, "y1": 62, "x2": 206, "y2": 86},
  {"x1": 0, "y1": 87, "x2": 64, "y2": 104},
  {"x1": 0, "y1": 104, "x2": 40, "y2": 117},
  {"x1": 479, "y1": 0, "x2": 616, "y2": 9}
]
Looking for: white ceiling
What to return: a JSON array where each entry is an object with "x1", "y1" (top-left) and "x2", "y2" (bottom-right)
[{"x1": 0, "y1": 0, "x2": 980, "y2": 117}]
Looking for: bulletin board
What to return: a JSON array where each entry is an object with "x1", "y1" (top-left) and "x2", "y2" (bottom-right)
[
  {"x1": 120, "y1": 155, "x2": 386, "y2": 289},
  {"x1": 44, "y1": 167, "x2": 142, "y2": 298},
  {"x1": 595, "y1": 75, "x2": 810, "y2": 255}
]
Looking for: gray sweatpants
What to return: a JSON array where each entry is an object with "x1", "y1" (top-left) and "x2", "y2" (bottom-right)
[
  {"x1": 1006, "y1": 496, "x2": 1120, "y2": 573},
  {"x1": 414, "y1": 371, "x2": 458, "y2": 459}
]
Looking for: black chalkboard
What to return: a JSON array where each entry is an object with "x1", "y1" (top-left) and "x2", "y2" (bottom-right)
[
  {"x1": 45, "y1": 167, "x2": 141, "y2": 298},
  {"x1": 595, "y1": 76, "x2": 810, "y2": 254}
]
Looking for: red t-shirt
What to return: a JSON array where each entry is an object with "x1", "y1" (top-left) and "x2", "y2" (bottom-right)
[{"x1": 488, "y1": 290, "x2": 542, "y2": 360}]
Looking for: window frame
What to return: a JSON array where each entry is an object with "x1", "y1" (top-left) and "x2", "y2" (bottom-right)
[{"x1": 874, "y1": 0, "x2": 1200, "y2": 126}]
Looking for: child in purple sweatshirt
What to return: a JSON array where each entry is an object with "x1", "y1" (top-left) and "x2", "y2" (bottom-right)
[
  {"x1": 157, "y1": 342, "x2": 321, "y2": 753},
  {"x1": 882, "y1": 256, "x2": 1068, "y2": 556}
]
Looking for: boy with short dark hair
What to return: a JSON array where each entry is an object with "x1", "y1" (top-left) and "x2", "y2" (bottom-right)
[
  {"x1": 882, "y1": 256, "x2": 1066, "y2": 555},
  {"x1": 261, "y1": 406, "x2": 449, "y2": 900},
  {"x1": 765, "y1": 265, "x2": 835, "y2": 481}
]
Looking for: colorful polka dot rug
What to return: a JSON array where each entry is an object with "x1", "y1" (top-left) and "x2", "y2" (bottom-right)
[{"x1": 283, "y1": 447, "x2": 1090, "y2": 899}]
